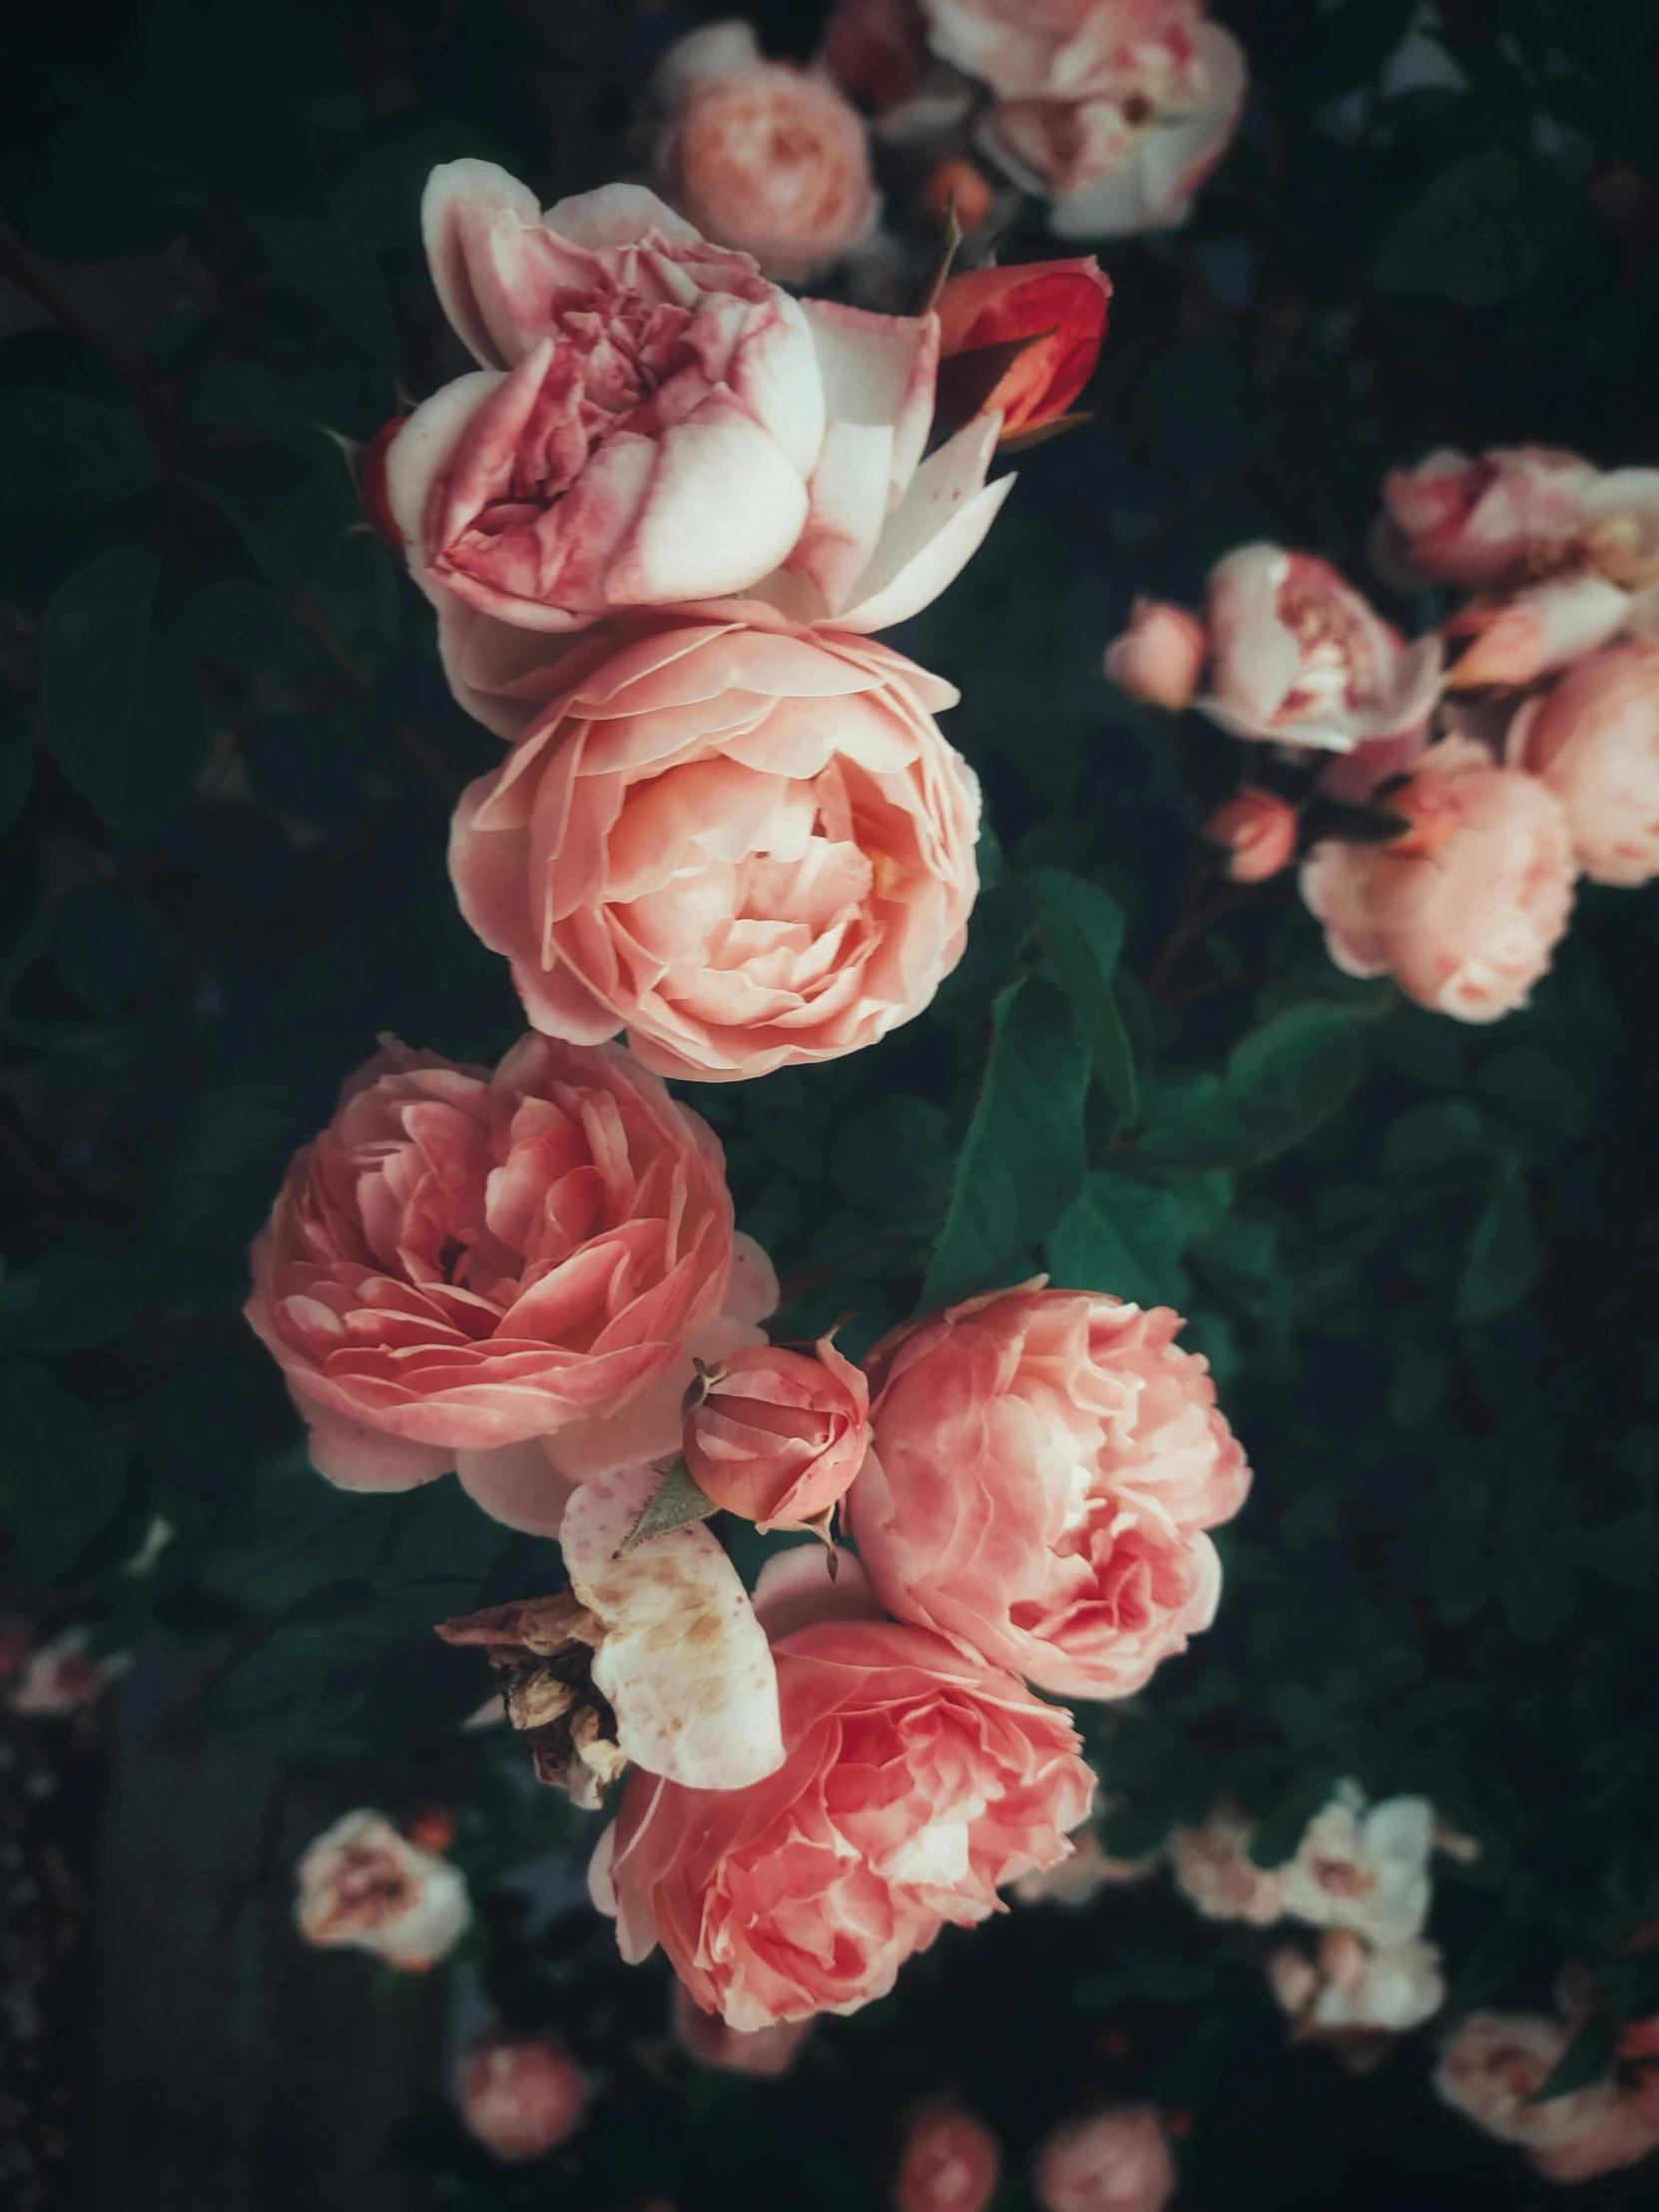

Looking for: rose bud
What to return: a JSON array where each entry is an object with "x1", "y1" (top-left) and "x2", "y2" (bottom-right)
[
  {"x1": 1032, "y1": 2106, "x2": 1175, "y2": 2212},
  {"x1": 1512, "y1": 640, "x2": 1659, "y2": 885},
  {"x1": 672, "y1": 1981, "x2": 813, "y2": 2076},
  {"x1": 456, "y1": 2032, "x2": 587, "y2": 2162},
  {"x1": 1444, "y1": 571, "x2": 1632, "y2": 690},
  {"x1": 1104, "y1": 599, "x2": 1207, "y2": 709},
  {"x1": 682, "y1": 1338, "x2": 870, "y2": 1532},
  {"x1": 1202, "y1": 791, "x2": 1298, "y2": 882},
  {"x1": 933, "y1": 258, "x2": 1111, "y2": 444},
  {"x1": 894, "y1": 2101, "x2": 1001, "y2": 2212},
  {"x1": 293, "y1": 1810, "x2": 471, "y2": 1971},
  {"x1": 922, "y1": 158, "x2": 996, "y2": 234},
  {"x1": 355, "y1": 416, "x2": 406, "y2": 551}
]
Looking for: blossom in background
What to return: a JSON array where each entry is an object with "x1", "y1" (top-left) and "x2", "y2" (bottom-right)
[
  {"x1": 1375, "y1": 446, "x2": 1604, "y2": 590},
  {"x1": 1202, "y1": 790, "x2": 1299, "y2": 882},
  {"x1": 672, "y1": 1981, "x2": 814, "y2": 2075},
  {"x1": 447, "y1": 613, "x2": 982, "y2": 1082},
  {"x1": 893, "y1": 2101, "x2": 1002, "y2": 2212},
  {"x1": 1103, "y1": 597, "x2": 1208, "y2": 708},
  {"x1": 1433, "y1": 2011, "x2": 1659, "y2": 2185},
  {"x1": 647, "y1": 24, "x2": 879, "y2": 282},
  {"x1": 245, "y1": 1034, "x2": 771, "y2": 1511},
  {"x1": 1014, "y1": 1805, "x2": 1161, "y2": 1906},
  {"x1": 455, "y1": 2033, "x2": 588, "y2": 2162},
  {"x1": 1032, "y1": 2104, "x2": 1176, "y2": 2212},
  {"x1": 681, "y1": 1336, "x2": 870, "y2": 1532},
  {"x1": 1168, "y1": 1802, "x2": 1285, "y2": 1927},
  {"x1": 1269, "y1": 1928, "x2": 1446, "y2": 2039},
  {"x1": 848, "y1": 1284, "x2": 1250, "y2": 1700},
  {"x1": 1300, "y1": 737, "x2": 1576, "y2": 1023},
  {"x1": 932, "y1": 258, "x2": 1112, "y2": 444},
  {"x1": 1278, "y1": 1779, "x2": 1435, "y2": 1950},
  {"x1": 1512, "y1": 641, "x2": 1659, "y2": 886},
  {"x1": 4, "y1": 1625, "x2": 128, "y2": 1716},
  {"x1": 384, "y1": 163, "x2": 1011, "y2": 650},
  {"x1": 590, "y1": 1550, "x2": 1093, "y2": 2028},
  {"x1": 293, "y1": 1809, "x2": 471, "y2": 1970}
]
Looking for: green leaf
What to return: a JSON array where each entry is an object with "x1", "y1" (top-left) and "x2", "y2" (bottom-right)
[
  {"x1": 164, "y1": 1081, "x2": 310, "y2": 1254},
  {"x1": 0, "y1": 389, "x2": 159, "y2": 535},
  {"x1": 330, "y1": 120, "x2": 490, "y2": 251},
  {"x1": 258, "y1": 218, "x2": 396, "y2": 358},
  {"x1": 617, "y1": 1458, "x2": 720, "y2": 1555},
  {"x1": 1028, "y1": 866, "x2": 1137, "y2": 1123},
  {"x1": 0, "y1": 1361, "x2": 130, "y2": 1581},
  {"x1": 0, "y1": 729, "x2": 32, "y2": 837},
  {"x1": 1137, "y1": 1004, "x2": 1362, "y2": 1172},
  {"x1": 1046, "y1": 1169, "x2": 1191, "y2": 1308},
  {"x1": 1530, "y1": 2001, "x2": 1624, "y2": 2104},
  {"x1": 922, "y1": 973, "x2": 1090, "y2": 1310},
  {"x1": 0, "y1": 1258, "x2": 135, "y2": 1352},
  {"x1": 1456, "y1": 1165, "x2": 1542, "y2": 1323},
  {"x1": 1376, "y1": 151, "x2": 1560, "y2": 309}
]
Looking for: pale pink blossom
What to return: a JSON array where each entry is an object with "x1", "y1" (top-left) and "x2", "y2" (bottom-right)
[
  {"x1": 848, "y1": 1283, "x2": 1250, "y2": 1702},
  {"x1": 1300, "y1": 737, "x2": 1576, "y2": 1023},
  {"x1": 1512, "y1": 641, "x2": 1659, "y2": 885},
  {"x1": 385, "y1": 164, "x2": 1010, "y2": 646},
  {"x1": 895, "y1": 2102, "x2": 1002, "y2": 2212},
  {"x1": 672, "y1": 1982, "x2": 813, "y2": 2075},
  {"x1": 1270, "y1": 1929, "x2": 1445, "y2": 2035},
  {"x1": 1032, "y1": 2105, "x2": 1176, "y2": 2212},
  {"x1": 1433, "y1": 2011, "x2": 1659, "y2": 2183},
  {"x1": 1376, "y1": 446, "x2": 1602, "y2": 589},
  {"x1": 293, "y1": 1810, "x2": 470, "y2": 1970},
  {"x1": 1202, "y1": 790, "x2": 1299, "y2": 881},
  {"x1": 5, "y1": 1626, "x2": 127, "y2": 1716},
  {"x1": 447, "y1": 612, "x2": 981, "y2": 1082},
  {"x1": 1445, "y1": 571, "x2": 1634, "y2": 689},
  {"x1": 1278, "y1": 1781, "x2": 1434, "y2": 1947},
  {"x1": 1200, "y1": 544, "x2": 1442, "y2": 753},
  {"x1": 1104, "y1": 598, "x2": 1208, "y2": 708},
  {"x1": 1169, "y1": 1802, "x2": 1285, "y2": 1926},
  {"x1": 455, "y1": 2033, "x2": 588, "y2": 2161}
]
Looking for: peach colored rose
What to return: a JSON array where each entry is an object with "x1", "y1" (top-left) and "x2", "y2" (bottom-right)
[
  {"x1": 934, "y1": 259, "x2": 1111, "y2": 441},
  {"x1": 1514, "y1": 641, "x2": 1659, "y2": 885},
  {"x1": 386, "y1": 163, "x2": 1010, "y2": 649},
  {"x1": 293, "y1": 1809, "x2": 470, "y2": 1970},
  {"x1": 1433, "y1": 2011, "x2": 1657, "y2": 2180},
  {"x1": 1168, "y1": 1802, "x2": 1285, "y2": 1927},
  {"x1": 683, "y1": 1336, "x2": 870, "y2": 1530},
  {"x1": 1202, "y1": 790, "x2": 1298, "y2": 882},
  {"x1": 1376, "y1": 446, "x2": 1601, "y2": 589},
  {"x1": 246, "y1": 1034, "x2": 768, "y2": 1509},
  {"x1": 456, "y1": 2033, "x2": 588, "y2": 2161},
  {"x1": 848, "y1": 1284, "x2": 1249, "y2": 1701},
  {"x1": 1032, "y1": 2105, "x2": 1175, "y2": 2212},
  {"x1": 672, "y1": 1981, "x2": 814, "y2": 2075},
  {"x1": 1104, "y1": 598, "x2": 1208, "y2": 708},
  {"x1": 590, "y1": 1559, "x2": 1093, "y2": 2028},
  {"x1": 650, "y1": 24, "x2": 878, "y2": 283},
  {"x1": 1201, "y1": 544, "x2": 1442, "y2": 754},
  {"x1": 447, "y1": 612, "x2": 981, "y2": 1082},
  {"x1": 895, "y1": 2102, "x2": 1002, "y2": 2212},
  {"x1": 1300, "y1": 737, "x2": 1576, "y2": 1023}
]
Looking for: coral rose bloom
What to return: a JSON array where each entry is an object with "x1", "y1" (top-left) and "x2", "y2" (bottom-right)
[
  {"x1": 651, "y1": 24, "x2": 879, "y2": 282},
  {"x1": 293, "y1": 1810, "x2": 470, "y2": 1970},
  {"x1": 683, "y1": 1336, "x2": 871, "y2": 1529},
  {"x1": 934, "y1": 259, "x2": 1111, "y2": 441},
  {"x1": 592, "y1": 1613, "x2": 1094, "y2": 2028},
  {"x1": 448, "y1": 614, "x2": 980, "y2": 1081},
  {"x1": 1516, "y1": 641, "x2": 1659, "y2": 886},
  {"x1": 247, "y1": 1035, "x2": 763, "y2": 1500},
  {"x1": 894, "y1": 2102, "x2": 1002, "y2": 2212},
  {"x1": 1300, "y1": 737, "x2": 1576, "y2": 1024},
  {"x1": 1432, "y1": 2011, "x2": 1654, "y2": 2179},
  {"x1": 1033, "y1": 2106, "x2": 1175, "y2": 2212},
  {"x1": 456, "y1": 2034, "x2": 588, "y2": 2161},
  {"x1": 848, "y1": 1285, "x2": 1250, "y2": 1701}
]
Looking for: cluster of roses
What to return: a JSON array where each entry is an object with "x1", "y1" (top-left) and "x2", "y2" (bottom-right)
[
  {"x1": 264, "y1": 151, "x2": 1249, "y2": 2070},
  {"x1": 625, "y1": 2, "x2": 1248, "y2": 296},
  {"x1": 1108, "y1": 448, "x2": 1659, "y2": 1024}
]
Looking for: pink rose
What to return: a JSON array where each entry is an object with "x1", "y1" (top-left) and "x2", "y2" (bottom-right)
[
  {"x1": 1200, "y1": 544, "x2": 1443, "y2": 754},
  {"x1": 683, "y1": 1335, "x2": 870, "y2": 1530},
  {"x1": 848, "y1": 1285, "x2": 1249, "y2": 1701},
  {"x1": 1376, "y1": 446, "x2": 1601, "y2": 588},
  {"x1": 293, "y1": 1809, "x2": 471, "y2": 1970},
  {"x1": 649, "y1": 24, "x2": 879, "y2": 282},
  {"x1": 672, "y1": 1981, "x2": 814, "y2": 2075},
  {"x1": 1032, "y1": 2106, "x2": 1176, "y2": 2212},
  {"x1": 456, "y1": 2033, "x2": 588, "y2": 2161},
  {"x1": 447, "y1": 612, "x2": 981, "y2": 1082},
  {"x1": 1445, "y1": 571, "x2": 1634, "y2": 690},
  {"x1": 895, "y1": 2102, "x2": 1002, "y2": 2212},
  {"x1": 921, "y1": 0, "x2": 1203, "y2": 105},
  {"x1": 934, "y1": 259, "x2": 1112, "y2": 441},
  {"x1": 1433, "y1": 2011, "x2": 1653, "y2": 2179},
  {"x1": 1513, "y1": 641, "x2": 1659, "y2": 885},
  {"x1": 590, "y1": 1552, "x2": 1094, "y2": 2028},
  {"x1": 1270, "y1": 1930, "x2": 1445, "y2": 2036},
  {"x1": 1300, "y1": 737, "x2": 1576, "y2": 1023},
  {"x1": 1168, "y1": 1802, "x2": 1285, "y2": 1926},
  {"x1": 1202, "y1": 790, "x2": 1299, "y2": 882},
  {"x1": 1104, "y1": 598, "x2": 1208, "y2": 708},
  {"x1": 386, "y1": 163, "x2": 1010, "y2": 646},
  {"x1": 246, "y1": 1034, "x2": 769, "y2": 1511}
]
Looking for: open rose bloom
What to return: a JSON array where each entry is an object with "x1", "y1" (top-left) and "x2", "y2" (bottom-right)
[
  {"x1": 448, "y1": 614, "x2": 981, "y2": 1081},
  {"x1": 848, "y1": 1284, "x2": 1250, "y2": 1700},
  {"x1": 246, "y1": 1034, "x2": 772, "y2": 1512},
  {"x1": 1513, "y1": 640, "x2": 1659, "y2": 885},
  {"x1": 1433, "y1": 2011, "x2": 1659, "y2": 2185},
  {"x1": 456, "y1": 2033, "x2": 588, "y2": 2162},
  {"x1": 293, "y1": 1809, "x2": 471, "y2": 1970},
  {"x1": 1033, "y1": 2105, "x2": 1176, "y2": 2212},
  {"x1": 385, "y1": 163, "x2": 1011, "y2": 647}
]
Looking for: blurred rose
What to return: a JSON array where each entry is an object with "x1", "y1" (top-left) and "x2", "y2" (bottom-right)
[
  {"x1": 673, "y1": 1981, "x2": 813, "y2": 2074},
  {"x1": 1514, "y1": 641, "x2": 1659, "y2": 885},
  {"x1": 933, "y1": 259, "x2": 1111, "y2": 441},
  {"x1": 5, "y1": 1625, "x2": 127, "y2": 1717},
  {"x1": 456, "y1": 2033, "x2": 587, "y2": 2161},
  {"x1": 1200, "y1": 544, "x2": 1442, "y2": 754},
  {"x1": 1032, "y1": 2105, "x2": 1175, "y2": 2212},
  {"x1": 1376, "y1": 446, "x2": 1601, "y2": 589},
  {"x1": 1271, "y1": 1929, "x2": 1445, "y2": 2035},
  {"x1": 247, "y1": 1034, "x2": 769, "y2": 1512},
  {"x1": 1534, "y1": 2100, "x2": 1659, "y2": 2184},
  {"x1": 1279, "y1": 1781, "x2": 1433, "y2": 1948},
  {"x1": 1202, "y1": 790, "x2": 1298, "y2": 882},
  {"x1": 894, "y1": 2102, "x2": 1002, "y2": 2212},
  {"x1": 821, "y1": 0, "x2": 930, "y2": 113},
  {"x1": 649, "y1": 24, "x2": 879, "y2": 282},
  {"x1": 591, "y1": 1600, "x2": 1093, "y2": 2027},
  {"x1": 683, "y1": 1336, "x2": 870, "y2": 1530},
  {"x1": 922, "y1": 159, "x2": 998, "y2": 231},
  {"x1": 1104, "y1": 598, "x2": 1208, "y2": 708},
  {"x1": 1433, "y1": 2012, "x2": 1656, "y2": 2179},
  {"x1": 388, "y1": 163, "x2": 1009, "y2": 648},
  {"x1": 848, "y1": 1284, "x2": 1250, "y2": 1701},
  {"x1": 1169, "y1": 1802, "x2": 1285, "y2": 1926},
  {"x1": 448, "y1": 613, "x2": 981, "y2": 1082},
  {"x1": 1300, "y1": 738, "x2": 1576, "y2": 1023},
  {"x1": 1445, "y1": 572, "x2": 1634, "y2": 689},
  {"x1": 293, "y1": 1810, "x2": 470, "y2": 1970}
]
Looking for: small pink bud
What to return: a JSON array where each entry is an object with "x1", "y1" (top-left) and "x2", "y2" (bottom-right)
[
  {"x1": 1105, "y1": 599, "x2": 1208, "y2": 709},
  {"x1": 894, "y1": 2102, "x2": 1001, "y2": 2212},
  {"x1": 455, "y1": 2033, "x2": 587, "y2": 2163},
  {"x1": 1203, "y1": 791, "x2": 1299, "y2": 882},
  {"x1": 681, "y1": 1338, "x2": 869, "y2": 1533}
]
